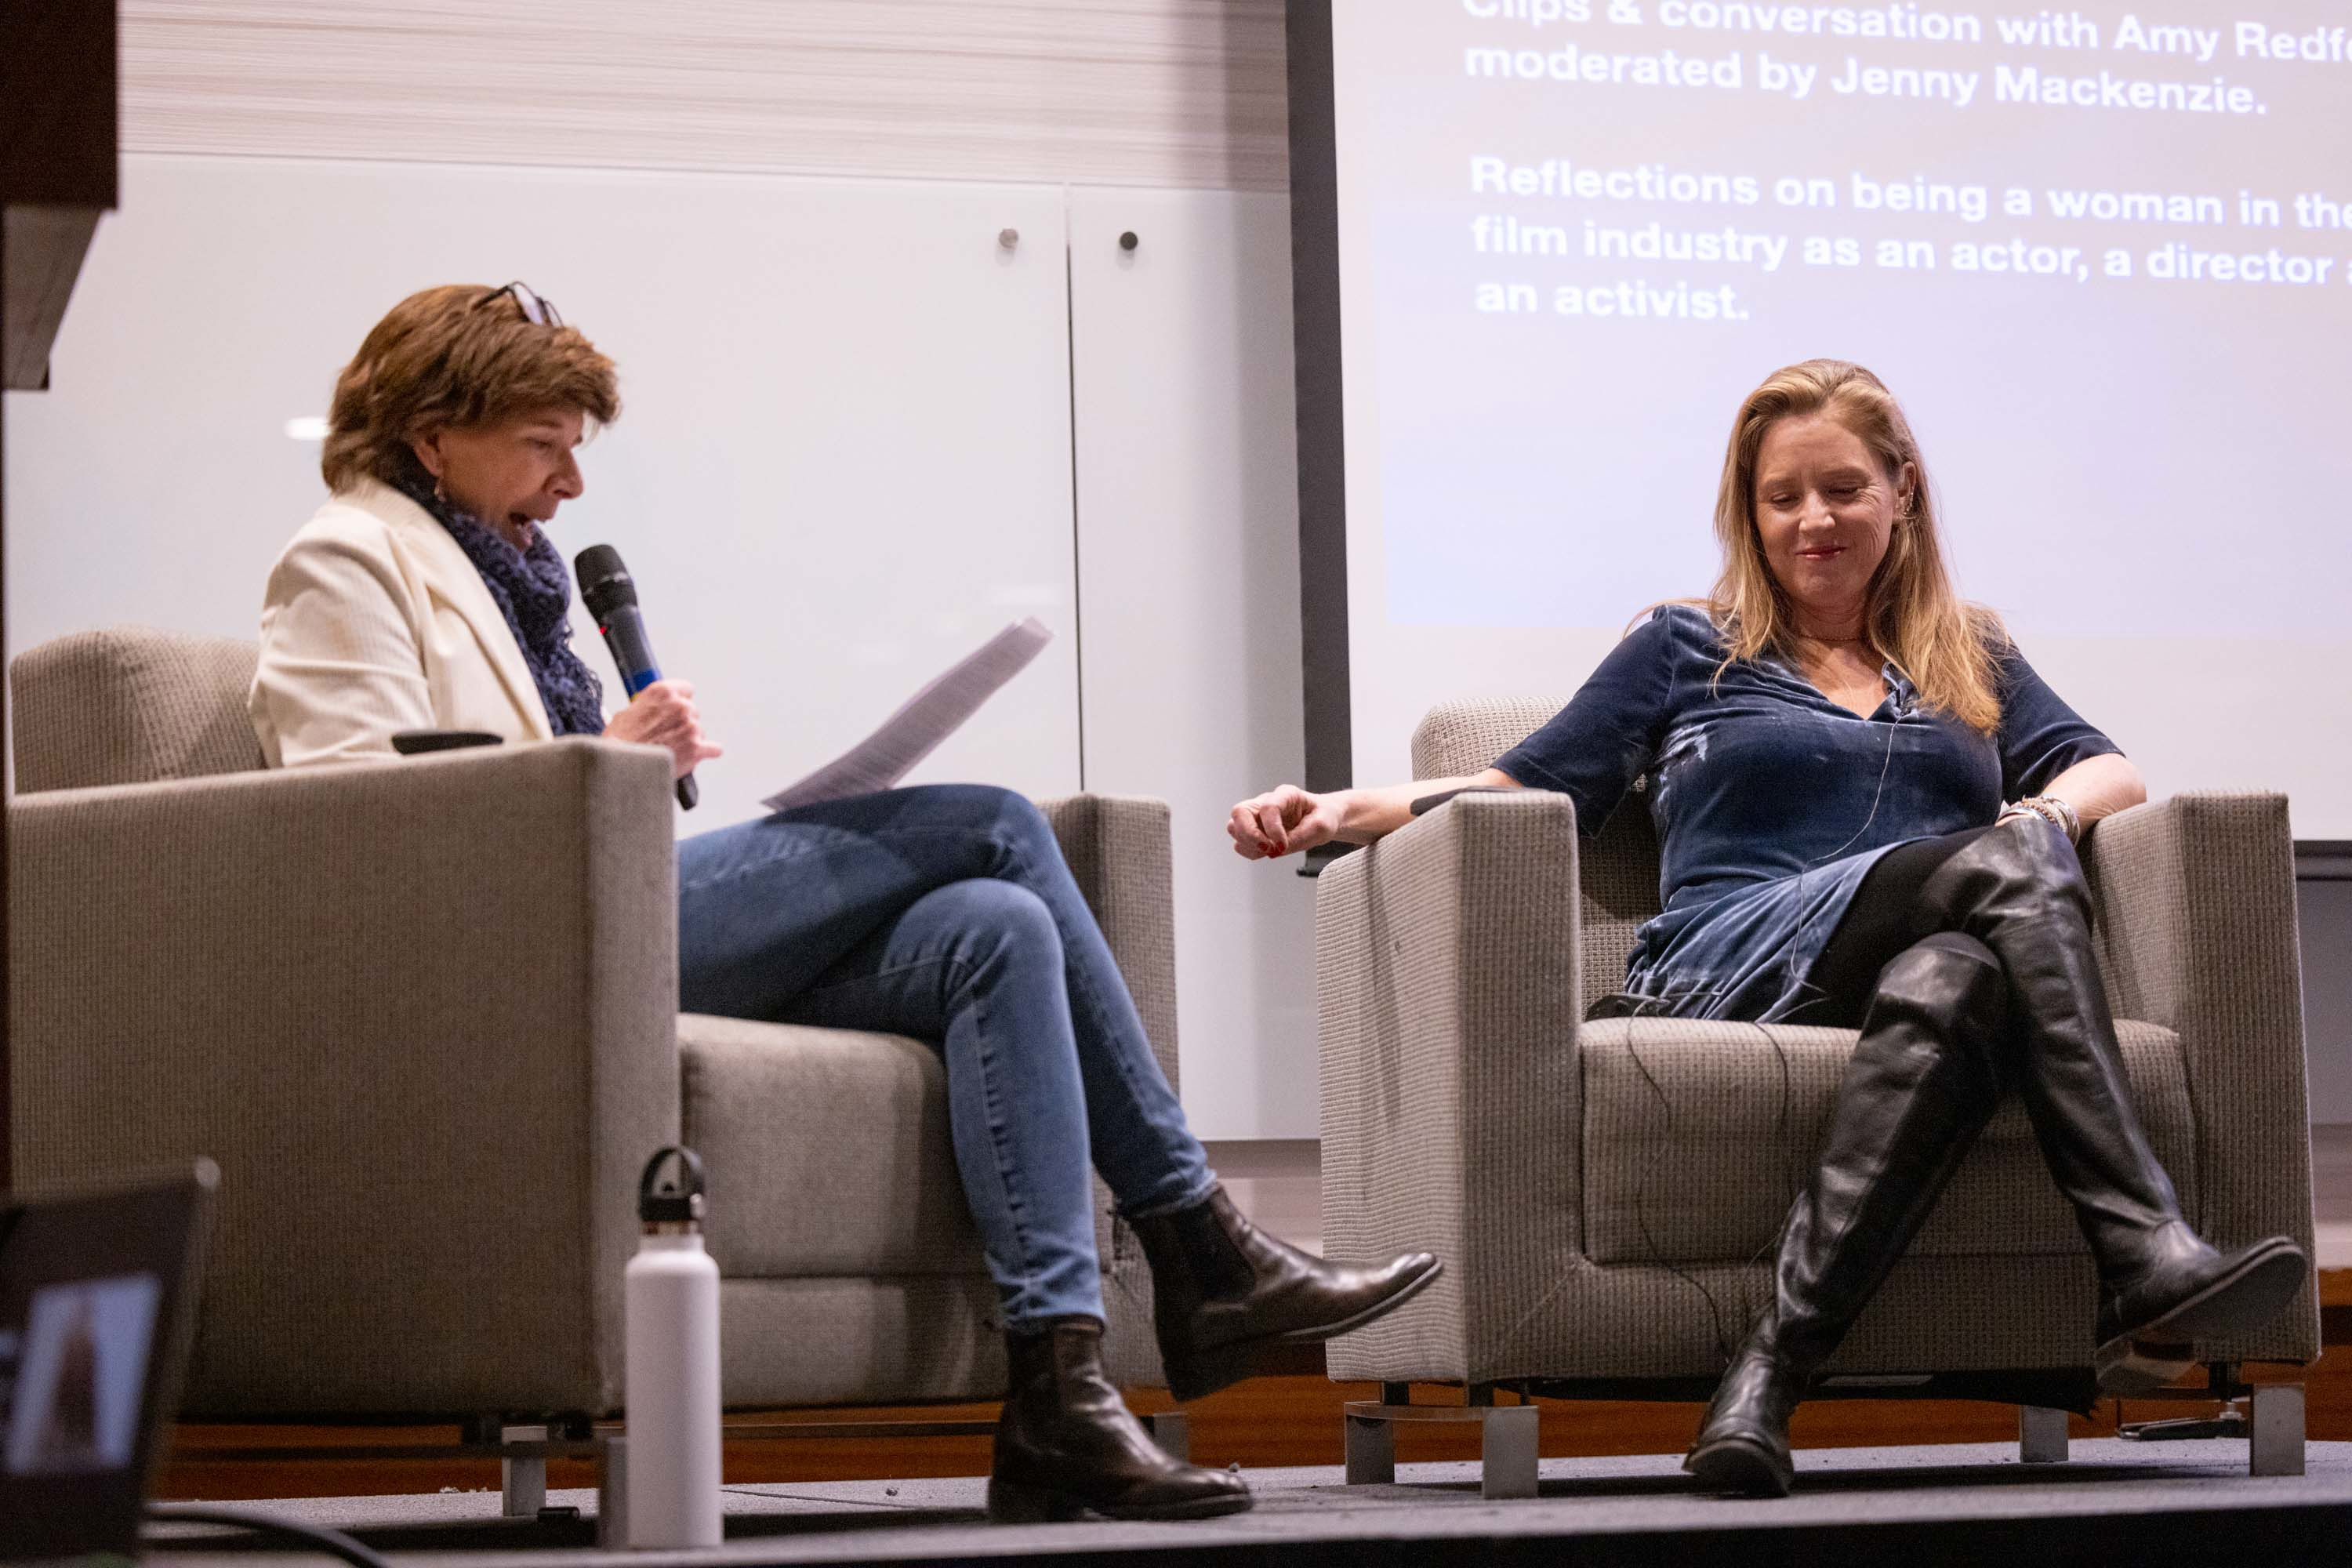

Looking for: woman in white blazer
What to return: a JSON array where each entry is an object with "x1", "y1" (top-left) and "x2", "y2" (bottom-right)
[
  {"x1": 251, "y1": 474, "x2": 561, "y2": 763},
  {"x1": 252, "y1": 283, "x2": 1439, "y2": 1523}
]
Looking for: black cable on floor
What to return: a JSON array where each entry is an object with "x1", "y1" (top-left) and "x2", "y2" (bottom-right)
[{"x1": 146, "y1": 1501, "x2": 393, "y2": 1568}]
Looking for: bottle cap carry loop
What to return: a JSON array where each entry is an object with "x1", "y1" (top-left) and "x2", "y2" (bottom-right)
[{"x1": 637, "y1": 1145, "x2": 707, "y2": 1228}]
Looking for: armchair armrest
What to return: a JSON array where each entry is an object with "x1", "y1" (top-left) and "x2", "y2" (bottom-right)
[
  {"x1": 1035, "y1": 792, "x2": 1180, "y2": 1387},
  {"x1": 1316, "y1": 789, "x2": 1585, "y2": 1380},
  {"x1": 2081, "y1": 791, "x2": 2320, "y2": 1363},
  {"x1": 7, "y1": 739, "x2": 681, "y2": 1414},
  {"x1": 1035, "y1": 794, "x2": 1178, "y2": 1088}
]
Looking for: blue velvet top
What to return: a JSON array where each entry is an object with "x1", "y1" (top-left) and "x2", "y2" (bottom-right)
[{"x1": 1494, "y1": 605, "x2": 2118, "y2": 1023}]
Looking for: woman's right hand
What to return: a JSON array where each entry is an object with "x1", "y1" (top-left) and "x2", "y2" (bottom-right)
[
  {"x1": 605, "y1": 678, "x2": 724, "y2": 781},
  {"x1": 1228, "y1": 784, "x2": 1345, "y2": 860}
]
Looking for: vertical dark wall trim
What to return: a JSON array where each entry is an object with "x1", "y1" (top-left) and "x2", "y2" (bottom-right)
[
  {"x1": 1, "y1": 0, "x2": 124, "y2": 1183},
  {"x1": 0, "y1": 2, "x2": 118, "y2": 209},
  {"x1": 1, "y1": 209, "x2": 10, "y2": 1186},
  {"x1": 1284, "y1": 0, "x2": 1352, "y2": 792}
]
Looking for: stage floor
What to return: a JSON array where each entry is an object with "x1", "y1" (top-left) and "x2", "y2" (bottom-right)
[{"x1": 147, "y1": 1439, "x2": 2352, "y2": 1566}]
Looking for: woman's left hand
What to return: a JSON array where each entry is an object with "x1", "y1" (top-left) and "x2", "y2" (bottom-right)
[{"x1": 606, "y1": 678, "x2": 724, "y2": 780}]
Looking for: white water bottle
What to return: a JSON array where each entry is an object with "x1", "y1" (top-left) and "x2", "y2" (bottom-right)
[{"x1": 625, "y1": 1145, "x2": 723, "y2": 1548}]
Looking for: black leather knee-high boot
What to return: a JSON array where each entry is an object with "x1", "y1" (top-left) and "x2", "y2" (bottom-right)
[
  {"x1": 1686, "y1": 933, "x2": 2012, "y2": 1497},
  {"x1": 988, "y1": 1317, "x2": 1253, "y2": 1522},
  {"x1": 1918, "y1": 822, "x2": 2307, "y2": 1393}
]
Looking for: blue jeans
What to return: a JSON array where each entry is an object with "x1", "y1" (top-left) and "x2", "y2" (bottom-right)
[{"x1": 676, "y1": 783, "x2": 1217, "y2": 1328}]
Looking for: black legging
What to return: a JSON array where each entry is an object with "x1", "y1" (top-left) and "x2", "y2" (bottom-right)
[
  {"x1": 1589, "y1": 825, "x2": 2008, "y2": 1028},
  {"x1": 1800, "y1": 826, "x2": 1998, "y2": 1028}
]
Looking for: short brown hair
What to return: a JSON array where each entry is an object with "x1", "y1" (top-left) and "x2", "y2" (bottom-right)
[{"x1": 321, "y1": 284, "x2": 621, "y2": 492}]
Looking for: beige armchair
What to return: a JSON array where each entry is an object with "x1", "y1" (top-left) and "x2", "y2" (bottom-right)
[
  {"x1": 1317, "y1": 699, "x2": 2320, "y2": 1492},
  {"x1": 7, "y1": 628, "x2": 1176, "y2": 1423}
]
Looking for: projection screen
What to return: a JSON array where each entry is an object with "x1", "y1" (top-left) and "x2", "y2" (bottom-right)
[{"x1": 1288, "y1": 2, "x2": 2352, "y2": 837}]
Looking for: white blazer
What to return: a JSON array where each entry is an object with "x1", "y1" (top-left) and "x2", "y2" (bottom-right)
[{"x1": 250, "y1": 477, "x2": 557, "y2": 768}]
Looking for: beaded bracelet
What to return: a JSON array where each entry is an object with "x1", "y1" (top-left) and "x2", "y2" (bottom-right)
[{"x1": 1998, "y1": 795, "x2": 2080, "y2": 844}]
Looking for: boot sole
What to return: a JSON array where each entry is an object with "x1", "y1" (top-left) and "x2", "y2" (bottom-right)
[
  {"x1": 1683, "y1": 1434, "x2": 1793, "y2": 1498},
  {"x1": 2095, "y1": 1240, "x2": 2308, "y2": 1396},
  {"x1": 1164, "y1": 1259, "x2": 1446, "y2": 1403},
  {"x1": 987, "y1": 1477, "x2": 1255, "y2": 1523}
]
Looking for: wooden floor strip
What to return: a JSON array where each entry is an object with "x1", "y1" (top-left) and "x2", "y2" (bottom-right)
[{"x1": 161, "y1": 1289, "x2": 2352, "y2": 1501}]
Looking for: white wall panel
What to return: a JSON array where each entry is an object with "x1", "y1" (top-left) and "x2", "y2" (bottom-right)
[
  {"x1": 121, "y1": 2, "x2": 1289, "y2": 191},
  {"x1": 49, "y1": 2, "x2": 1320, "y2": 1134},
  {"x1": 1069, "y1": 189, "x2": 1312, "y2": 1140},
  {"x1": 5, "y1": 154, "x2": 1083, "y2": 818}
]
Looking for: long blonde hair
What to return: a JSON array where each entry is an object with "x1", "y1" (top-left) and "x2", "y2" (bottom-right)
[{"x1": 1705, "y1": 359, "x2": 2004, "y2": 733}]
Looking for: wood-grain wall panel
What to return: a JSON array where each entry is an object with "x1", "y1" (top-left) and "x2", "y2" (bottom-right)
[{"x1": 119, "y1": 1, "x2": 1290, "y2": 190}]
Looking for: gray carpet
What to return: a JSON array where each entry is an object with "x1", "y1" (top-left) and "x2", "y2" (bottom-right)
[{"x1": 142, "y1": 1439, "x2": 2352, "y2": 1566}]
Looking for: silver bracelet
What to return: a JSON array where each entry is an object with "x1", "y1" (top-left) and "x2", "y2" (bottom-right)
[{"x1": 2001, "y1": 796, "x2": 2080, "y2": 844}]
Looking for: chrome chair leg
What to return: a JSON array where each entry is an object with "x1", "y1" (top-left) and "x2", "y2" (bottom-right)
[
  {"x1": 2019, "y1": 1405, "x2": 2070, "y2": 1464},
  {"x1": 2249, "y1": 1384, "x2": 2306, "y2": 1478}
]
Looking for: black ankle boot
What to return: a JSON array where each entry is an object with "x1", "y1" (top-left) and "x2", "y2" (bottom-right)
[
  {"x1": 1687, "y1": 934, "x2": 2011, "y2": 1497},
  {"x1": 1918, "y1": 823, "x2": 2307, "y2": 1392},
  {"x1": 1128, "y1": 1187, "x2": 1442, "y2": 1403},
  {"x1": 988, "y1": 1316, "x2": 1252, "y2": 1523}
]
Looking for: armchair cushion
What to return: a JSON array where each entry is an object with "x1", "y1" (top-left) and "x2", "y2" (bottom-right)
[
  {"x1": 1580, "y1": 1016, "x2": 2196, "y2": 1265},
  {"x1": 9, "y1": 626, "x2": 266, "y2": 791},
  {"x1": 682, "y1": 1016, "x2": 987, "y2": 1279}
]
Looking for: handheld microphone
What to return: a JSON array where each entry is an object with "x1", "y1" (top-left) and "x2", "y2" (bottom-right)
[{"x1": 575, "y1": 544, "x2": 699, "y2": 810}]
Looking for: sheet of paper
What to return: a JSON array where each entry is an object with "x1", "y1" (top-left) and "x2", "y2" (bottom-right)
[{"x1": 761, "y1": 618, "x2": 1054, "y2": 813}]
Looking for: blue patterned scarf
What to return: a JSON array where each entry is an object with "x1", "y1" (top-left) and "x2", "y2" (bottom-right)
[{"x1": 389, "y1": 458, "x2": 607, "y2": 736}]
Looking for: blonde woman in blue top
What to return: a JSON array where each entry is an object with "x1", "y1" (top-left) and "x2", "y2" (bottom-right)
[{"x1": 1229, "y1": 359, "x2": 2305, "y2": 1497}]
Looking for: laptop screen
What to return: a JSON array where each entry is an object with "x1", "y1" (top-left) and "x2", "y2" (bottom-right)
[{"x1": 0, "y1": 1164, "x2": 216, "y2": 1560}]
